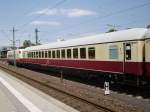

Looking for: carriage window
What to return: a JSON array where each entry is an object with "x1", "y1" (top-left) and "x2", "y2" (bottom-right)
[
  {"x1": 52, "y1": 50, "x2": 56, "y2": 58},
  {"x1": 73, "y1": 48, "x2": 78, "y2": 58},
  {"x1": 56, "y1": 50, "x2": 60, "y2": 58},
  {"x1": 35, "y1": 51, "x2": 38, "y2": 58},
  {"x1": 35, "y1": 52, "x2": 36, "y2": 58},
  {"x1": 45, "y1": 51, "x2": 48, "y2": 58},
  {"x1": 48, "y1": 51, "x2": 51, "y2": 58},
  {"x1": 34, "y1": 52, "x2": 36, "y2": 58},
  {"x1": 67, "y1": 49, "x2": 71, "y2": 58},
  {"x1": 28, "y1": 52, "x2": 30, "y2": 58},
  {"x1": 109, "y1": 45, "x2": 118, "y2": 59},
  {"x1": 39, "y1": 51, "x2": 41, "y2": 58},
  {"x1": 33, "y1": 52, "x2": 34, "y2": 58},
  {"x1": 27, "y1": 52, "x2": 29, "y2": 58},
  {"x1": 42, "y1": 51, "x2": 44, "y2": 58},
  {"x1": 30, "y1": 52, "x2": 32, "y2": 58},
  {"x1": 61, "y1": 49, "x2": 65, "y2": 58},
  {"x1": 80, "y1": 48, "x2": 86, "y2": 59},
  {"x1": 88, "y1": 47, "x2": 95, "y2": 59},
  {"x1": 32, "y1": 52, "x2": 34, "y2": 58},
  {"x1": 125, "y1": 43, "x2": 131, "y2": 60},
  {"x1": 23, "y1": 52, "x2": 25, "y2": 58}
]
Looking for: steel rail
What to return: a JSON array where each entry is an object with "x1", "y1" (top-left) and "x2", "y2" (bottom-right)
[{"x1": 0, "y1": 64, "x2": 115, "y2": 112}]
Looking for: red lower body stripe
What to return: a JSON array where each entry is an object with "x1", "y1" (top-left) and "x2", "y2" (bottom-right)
[{"x1": 17, "y1": 59, "x2": 145, "y2": 76}]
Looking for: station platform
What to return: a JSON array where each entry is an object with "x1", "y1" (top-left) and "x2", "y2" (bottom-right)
[{"x1": 0, "y1": 69, "x2": 79, "y2": 112}]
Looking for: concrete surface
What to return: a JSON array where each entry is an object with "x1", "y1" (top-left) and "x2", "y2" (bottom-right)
[{"x1": 0, "y1": 69, "x2": 79, "y2": 112}]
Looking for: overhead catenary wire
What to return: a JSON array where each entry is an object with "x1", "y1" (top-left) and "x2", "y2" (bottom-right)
[
  {"x1": 0, "y1": 29, "x2": 11, "y2": 41},
  {"x1": 40, "y1": 20, "x2": 138, "y2": 44},
  {"x1": 18, "y1": 0, "x2": 67, "y2": 31},
  {"x1": 16, "y1": 1, "x2": 150, "y2": 38},
  {"x1": 61, "y1": 21, "x2": 138, "y2": 39},
  {"x1": 0, "y1": 0, "x2": 67, "y2": 46},
  {"x1": 41, "y1": 16, "x2": 149, "y2": 44},
  {"x1": 3, "y1": 0, "x2": 149, "y2": 45},
  {"x1": 56, "y1": 1, "x2": 150, "y2": 35}
]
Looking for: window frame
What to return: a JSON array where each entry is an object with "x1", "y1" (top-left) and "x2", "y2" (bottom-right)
[
  {"x1": 32, "y1": 52, "x2": 34, "y2": 58},
  {"x1": 61, "y1": 49, "x2": 65, "y2": 58},
  {"x1": 33, "y1": 52, "x2": 36, "y2": 58},
  {"x1": 39, "y1": 51, "x2": 41, "y2": 58},
  {"x1": 80, "y1": 47, "x2": 86, "y2": 59},
  {"x1": 56, "y1": 50, "x2": 60, "y2": 58},
  {"x1": 88, "y1": 47, "x2": 95, "y2": 59},
  {"x1": 52, "y1": 50, "x2": 56, "y2": 58},
  {"x1": 45, "y1": 50, "x2": 48, "y2": 58},
  {"x1": 73, "y1": 48, "x2": 78, "y2": 59},
  {"x1": 42, "y1": 51, "x2": 44, "y2": 58},
  {"x1": 48, "y1": 50, "x2": 51, "y2": 58},
  {"x1": 125, "y1": 43, "x2": 132, "y2": 60},
  {"x1": 36, "y1": 51, "x2": 38, "y2": 58},
  {"x1": 109, "y1": 45, "x2": 118, "y2": 60},
  {"x1": 67, "y1": 49, "x2": 72, "y2": 58}
]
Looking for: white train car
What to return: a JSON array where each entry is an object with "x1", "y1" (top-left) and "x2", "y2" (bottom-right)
[{"x1": 7, "y1": 49, "x2": 24, "y2": 65}]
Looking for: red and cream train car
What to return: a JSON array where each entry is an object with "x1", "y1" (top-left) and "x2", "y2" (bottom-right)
[
  {"x1": 7, "y1": 28, "x2": 150, "y2": 85},
  {"x1": 145, "y1": 38, "x2": 150, "y2": 78}
]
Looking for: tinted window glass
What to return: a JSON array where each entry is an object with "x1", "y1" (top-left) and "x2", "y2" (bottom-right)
[
  {"x1": 109, "y1": 45, "x2": 118, "y2": 59},
  {"x1": 28, "y1": 52, "x2": 30, "y2": 58},
  {"x1": 32, "y1": 52, "x2": 34, "y2": 58},
  {"x1": 61, "y1": 49, "x2": 65, "y2": 58},
  {"x1": 48, "y1": 51, "x2": 51, "y2": 58},
  {"x1": 57, "y1": 50, "x2": 60, "y2": 58},
  {"x1": 88, "y1": 47, "x2": 95, "y2": 59},
  {"x1": 80, "y1": 48, "x2": 86, "y2": 59},
  {"x1": 126, "y1": 43, "x2": 131, "y2": 60},
  {"x1": 52, "y1": 50, "x2": 55, "y2": 58},
  {"x1": 42, "y1": 51, "x2": 44, "y2": 58},
  {"x1": 36, "y1": 52, "x2": 38, "y2": 58},
  {"x1": 67, "y1": 49, "x2": 71, "y2": 58},
  {"x1": 45, "y1": 51, "x2": 48, "y2": 58},
  {"x1": 33, "y1": 52, "x2": 36, "y2": 58},
  {"x1": 73, "y1": 48, "x2": 78, "y2": 58},
  {"x1": 39, "y1": 51, "x2": 41, "y2": 58}
]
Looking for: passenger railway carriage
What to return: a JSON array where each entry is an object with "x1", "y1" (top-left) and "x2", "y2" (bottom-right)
[
  {"x1": 7, "y1": 28, "x2": 150, "y2": 85},
  {"x1": 7, "y1": 49, "x2": 24, "y2": 65},
  {"x1": 145, "y1": 38, "x2": 150, "y2": 78}
]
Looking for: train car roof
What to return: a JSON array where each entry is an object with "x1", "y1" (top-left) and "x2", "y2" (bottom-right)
[
  {"x1": 7, "y1": 49, "x2": 24, "y2": 52},
  {"x1": 25, "y1": 28, "x2": 150, "y2": 51}
]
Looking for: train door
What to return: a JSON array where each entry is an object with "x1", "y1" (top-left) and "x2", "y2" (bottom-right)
[{"x1": 123, "y1": 42, "x2": 138, "y2": 75}]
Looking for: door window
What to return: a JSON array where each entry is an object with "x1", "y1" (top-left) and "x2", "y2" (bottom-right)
[{"x1": 125, "y1": 43, "x2": 131, "y2": 60}]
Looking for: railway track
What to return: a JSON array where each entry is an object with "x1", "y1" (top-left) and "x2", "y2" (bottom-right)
[
  {"x1": 0, "y1": 61, "x2": 146, "y2": 112},
  {"x1": 0, "y1": 63, "x2": 116, "y2": 112}
]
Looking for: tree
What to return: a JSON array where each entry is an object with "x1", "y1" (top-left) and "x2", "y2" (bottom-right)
[
  {"x1": 23, "y1": 40, "x2": 33, "y2": 48},
  {"x1": 106, "y1": 28, "x2": 117, "y2": 33},
  {"x1": 147, "y1": 25, "x2": 150, "y2": 29}
]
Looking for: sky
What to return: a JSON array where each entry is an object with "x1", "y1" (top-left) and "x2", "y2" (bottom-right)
[{"x1": 0, "y1": 0, "x2": 150, "y2": 47}]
